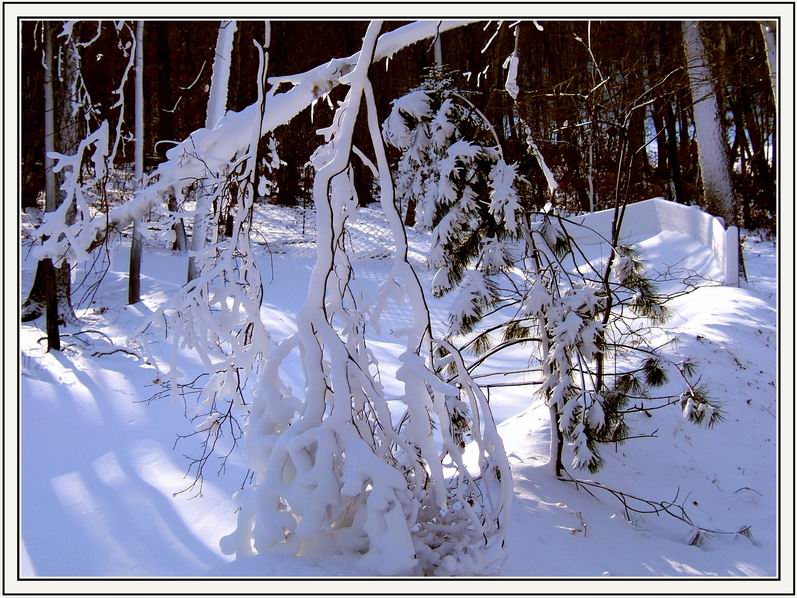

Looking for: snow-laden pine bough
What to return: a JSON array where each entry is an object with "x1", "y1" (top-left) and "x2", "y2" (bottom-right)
[
  {"x1": 381, "y1": 67, "x2": 750, "y2": 544},
  {"x1": 217, "y1": 21, "x2": 512, "y2": 576}
]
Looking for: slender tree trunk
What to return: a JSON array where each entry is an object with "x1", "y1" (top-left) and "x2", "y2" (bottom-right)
[
  {"x1": 627, "y1": 74, "x2": 650, "y2": 190},
  {"x1": 187, "y1": 20, "x2": 238, "y2": 282},
  {"x1": 741, "y1": 88, "x2": 776, "y2": 212},
  {"x1": 649, "y1": 101, "x2": 667, "y2": 177},
  {"x1": 587, "y1": 123, "x2": 595, "y2": 211},
  {"x1": 729, "y1": 96, "x2": 750, "y2": 226},
  {"x1": 155, "y1": 23, "x2": 174, "y2": 147},
  {"x1": 168, "y1": 191, "x2": 188, "y2": 251},
  {"x1": 664, "y1": 99, "x2": 686, "y2": 204},
  {"x1": 761, "y1": 22, "x2": 777, "y2": 103},
  {"x1": 42, "y1": 24, "x2": 59, "y2": 350},
  {"x1": 128, "y1": 20, "x2": 145, "y2": 304},
  {"x1": 682, "y1": 21, "x2": 736, "y2": 227},
  {"x1": 23, "y1": 22, "x2": 77, "y2": 348},
  {"x1": 646, "y1": 35, "x2": 668, "y2": 179},
  {"x1": 43, "y1": 26, "x2": 56, "y2": 214}
]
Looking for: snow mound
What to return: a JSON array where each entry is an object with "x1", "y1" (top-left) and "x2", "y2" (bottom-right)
[{"x1": 563, "y1": 198, "x2": 739, "y2": 285}]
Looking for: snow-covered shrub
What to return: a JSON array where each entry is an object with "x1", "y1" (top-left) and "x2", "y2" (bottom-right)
[
  {"x1": 130, "y1": 41, "x2": 276, "y2": 497},
  {"x1": 219, "y1": 23, "x2": 511, "y2": 576}
]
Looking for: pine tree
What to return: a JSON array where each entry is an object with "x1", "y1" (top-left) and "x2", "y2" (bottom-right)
[{"x1": 385, "y1": 74, "x2": 723, "y2": 478}]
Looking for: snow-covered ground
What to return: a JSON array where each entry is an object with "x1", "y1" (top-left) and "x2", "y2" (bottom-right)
[{"x1": 19, "y1": 206, "x2": 777, "y2": 577}]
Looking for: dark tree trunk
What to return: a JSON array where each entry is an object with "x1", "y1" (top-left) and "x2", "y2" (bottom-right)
[
  {"x1": 627, "y1": 70, "x2": 650, "y2": 191},
  {"x1": 23, "y1": 22, "x2": 79, "y2": 343},
  {"x1": 155, "y1": 22, "x2": 175, "y2": 157},
  {"x1": 43, "y1": 260, "x2": 60, "y2": 351},
  {"x1": 646, "y1": 40, "x2": 667, "y2": 186},
  {"x1": 22, "y1": 260, "x2": 72, "y2": 325},
  {"x1": 554, "y1": 412, "x2": 565, "y2": 477},
  {"x1": 664, "y1": 99, "x2": 686, "y2": 204},
  {"x1": 741, "y1": 88, "x2": 776, "y2": 214},
  {"x1": 404, "y1": 197, "x2": 417, "y2": 227},
  {"x1": 729, "y1": 95, "x2": 751, "y2": 227}
]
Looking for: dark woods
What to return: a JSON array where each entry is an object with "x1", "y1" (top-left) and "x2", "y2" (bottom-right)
[{"x1": 20, "y1": 20, "x2": 776, "y2": 231}]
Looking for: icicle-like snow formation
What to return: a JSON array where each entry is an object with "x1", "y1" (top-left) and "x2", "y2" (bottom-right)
[{"x1": 130, "y1": 39, "x2": 274, "y2": 506}]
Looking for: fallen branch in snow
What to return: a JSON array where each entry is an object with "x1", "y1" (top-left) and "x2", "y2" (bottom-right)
[
  {"x1": 560, "y1": 474, "x2": 753, "y2": 545},
  {"x1": 92, "y1": 346, "x2": 142, "y2": 359},
  {"x1": 36, "y1": 328, "x2": 113, "y2": 345}
]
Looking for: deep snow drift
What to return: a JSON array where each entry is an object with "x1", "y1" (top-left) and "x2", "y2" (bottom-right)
[{"x1": 19, "y1": 206, "x2": 777, "y2": 577}]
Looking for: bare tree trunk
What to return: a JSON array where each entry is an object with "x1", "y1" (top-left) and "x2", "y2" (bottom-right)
[
  {"x1": 42, "y1": 23, "x2": 59, "y2": 350},
  {"x1": 43, "y1": 26, "x2": 56, "y2": 214},
  {"x1": 167, "y1": 191, "x2": 188, "y2": 251},
  {"x1": 22, "y1": 22, "x2": 77, "y2": 348},
  {"x1": 664, "y1": 99, "x2": 686, "y2": 204},
  {"x1": 761, "y1": 21, "x2": 777, "y2": 103},
  {"x1": 187, "y1": 20, "x2": 238, "y2": 282},
  {"x1": 128, "y1": 20, "x2": 145, "y2": 304},
  {"x1": 682, "y1": 21, "x2": 736, "y2": 227},
  {"x1": 646, "y1": 39, "x2": 668, "y2": 180}
]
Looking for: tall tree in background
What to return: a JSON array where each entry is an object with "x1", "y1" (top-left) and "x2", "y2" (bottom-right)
[
  {"x1": 40, "y1": 22, "x2": 61, "y2": 349},
  {"x1": 682, "y1": 21, "x2": 736, "y2": 228},
  {"x1": 128, "y1": 20, "x2": 145, "y2": 304},
  {"x1": 761, "y1": 21, "x2": 777, "y2": 102},
  {"x1": 187, "y1": 20, "x2": 237, "y2": 282},
  {"x1": 22, "y1": 22, "x2": 83, "y2": 347}
]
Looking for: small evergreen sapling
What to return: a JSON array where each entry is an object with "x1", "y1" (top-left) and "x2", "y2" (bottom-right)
[{"x1": 384, "y1": 79, "x2": 723, "y2": 478}]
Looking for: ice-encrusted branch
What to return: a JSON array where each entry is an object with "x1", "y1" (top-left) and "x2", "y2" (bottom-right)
[
  {"x1": 221, "y1": 20, "x2": 510, "y2": 576},
  {"x1": 135, "y1": 33, "x2": 274, "y2": 497}
]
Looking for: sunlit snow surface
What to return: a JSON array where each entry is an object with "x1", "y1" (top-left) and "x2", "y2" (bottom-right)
[{"x1": 20, "y1": 207, "x2": 776, "y2": 577}]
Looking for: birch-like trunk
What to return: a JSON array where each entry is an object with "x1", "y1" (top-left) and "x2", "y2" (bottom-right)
[
  {"x1": 43, "y1": 27, "x2": 56, "y2": 213},
  {"x1": 682, "y1": 21, "x2": 736, "y2": 227},
  {"x1": 128, "y1": 20, "x2": 145, "y2": 304},
  {"x1": 761, "y1": 22, "x2": 777, "y2": 103},
  {"x1": 187, "y1": 20, "x2": 237, "y2": 282},
  {"x1": 24, "y1": 22, "x2": 80, "y2": 345}
]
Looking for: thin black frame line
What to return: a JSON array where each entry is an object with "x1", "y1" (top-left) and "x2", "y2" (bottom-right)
[
  {"x1": 9, "y1": 10, "x2": 791, "y2": 595},
  {"x1": 2, "y1": 0, "x2": 796, "y2": 4},
  {"x1": 11, "y1": 16, "x2": 788, "y2": 20}
]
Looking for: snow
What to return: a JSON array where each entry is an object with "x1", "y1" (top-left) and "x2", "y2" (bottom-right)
[
  {"x1": 20, "y1": 201, "x2": 777, "y2": 577},
  {"x1": 562, "y1": 197, "x2": 740, "y2": 285}
]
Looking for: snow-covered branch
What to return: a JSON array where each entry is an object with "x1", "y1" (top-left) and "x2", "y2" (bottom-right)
[{"x1": 37, "y1": 20, "x2": 475, "y2": 262}]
